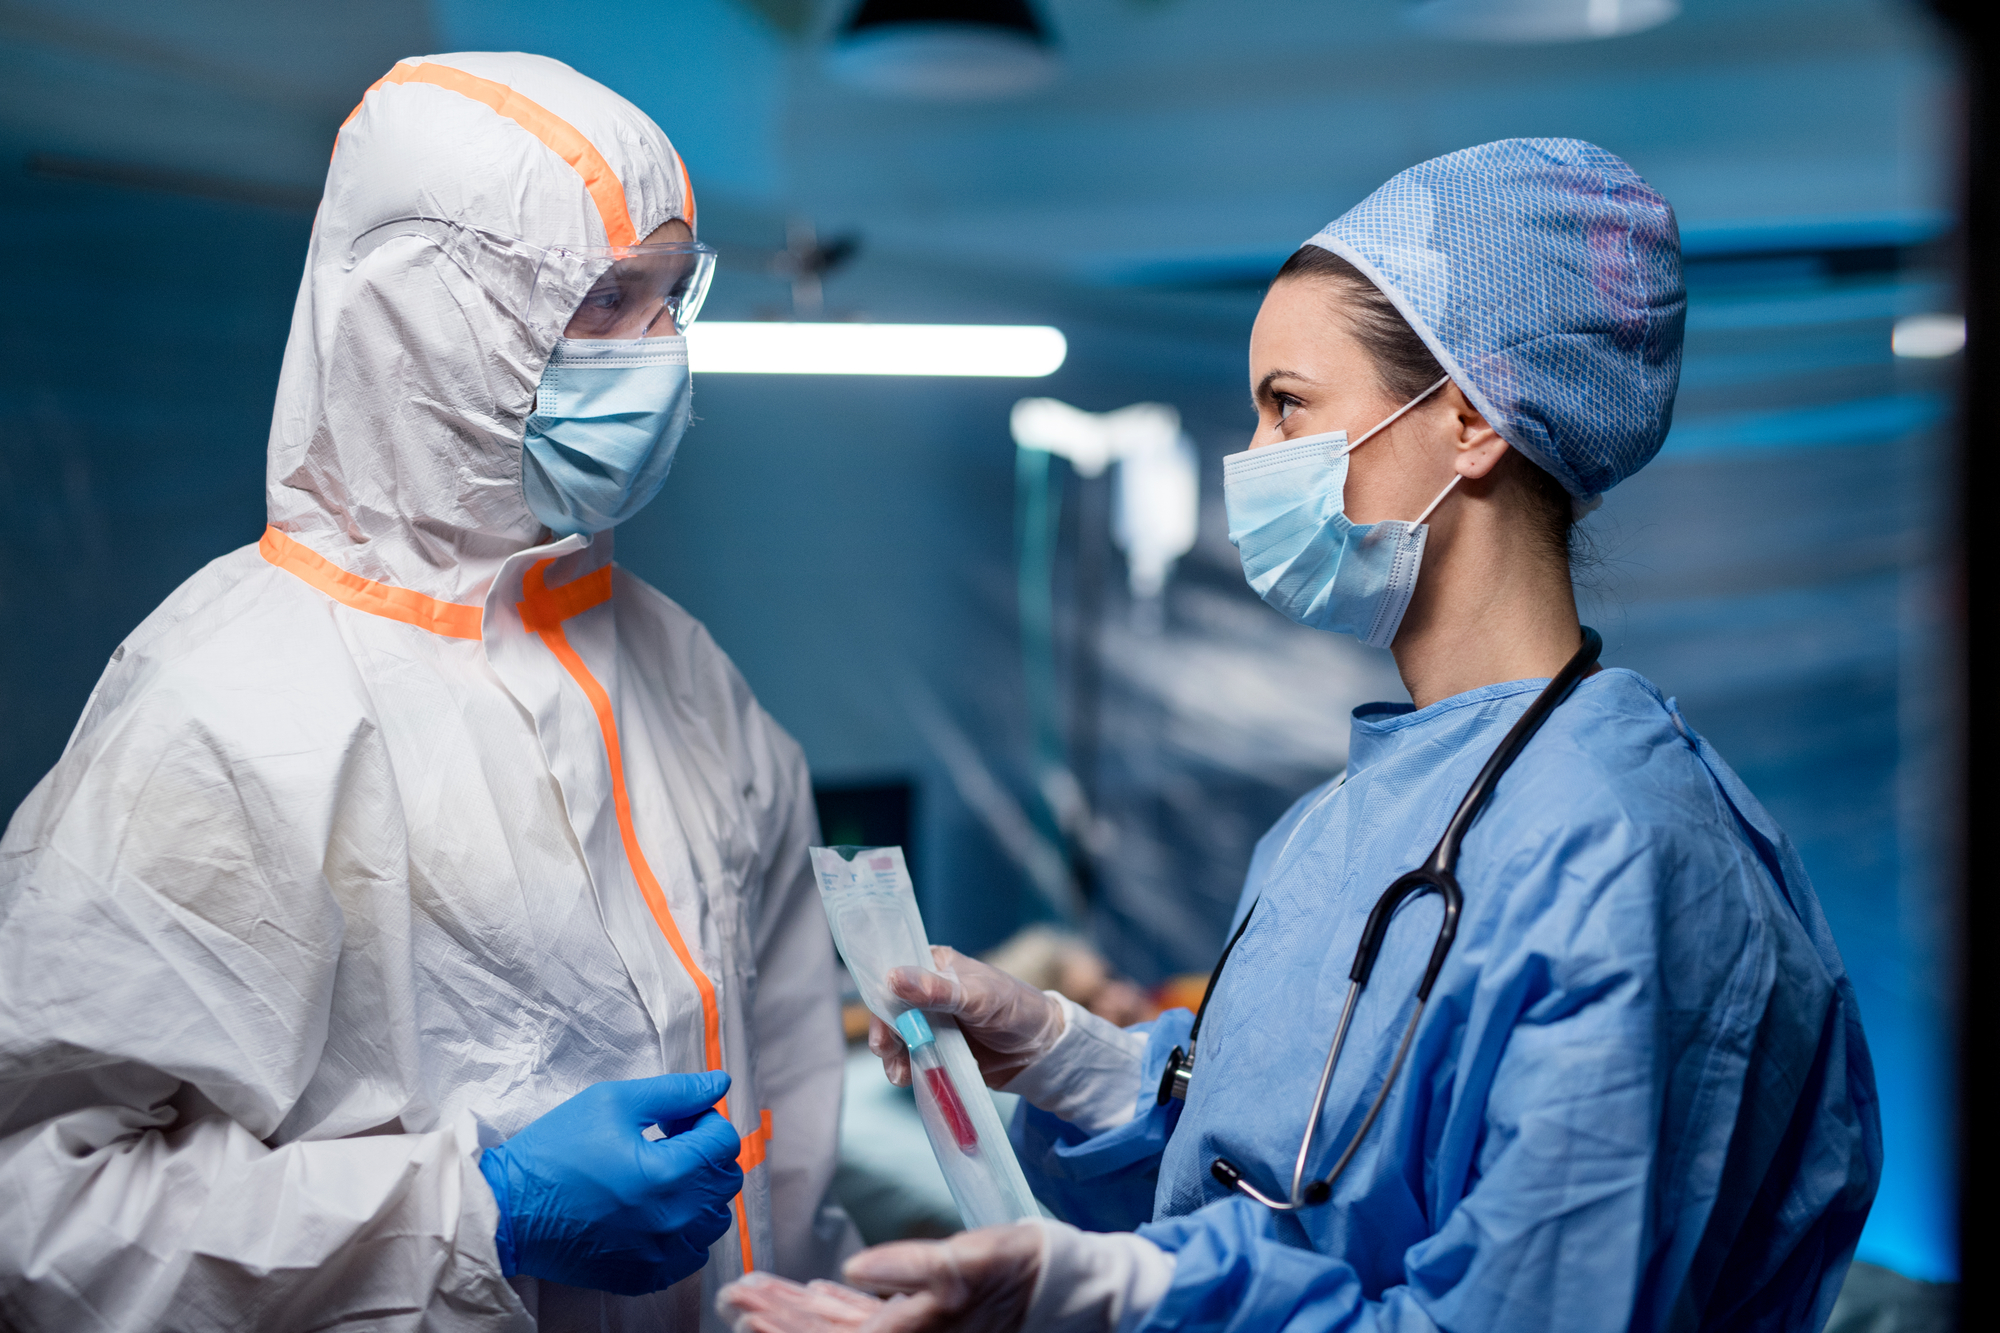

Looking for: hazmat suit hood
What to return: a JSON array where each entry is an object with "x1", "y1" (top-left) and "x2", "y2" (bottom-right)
[{"x1": 267, "y1": 52, "x2": 697, "y2": 604}]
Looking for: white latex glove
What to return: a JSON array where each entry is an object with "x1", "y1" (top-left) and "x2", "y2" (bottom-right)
[
  {"x1": 716, "y1": 1222, "x2": 1175, "y2": 1333},
  {"x1": 718, "y1": 1223, "x2": 1041, "y2": 1333},
  {"x1": 868, "y1": 946, "x2": 1064, "y2": 1088},
  {"x1": 715, "y1": 1272, "x2": 904, "y2": 1333}
]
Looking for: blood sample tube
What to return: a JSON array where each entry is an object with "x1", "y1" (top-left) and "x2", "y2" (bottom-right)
[{"x1": 894, "y1": 1011, "x2": 979, "y2": 1154}]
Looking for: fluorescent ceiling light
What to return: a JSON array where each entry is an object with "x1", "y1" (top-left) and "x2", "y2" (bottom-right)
[
  {"x1": 1405, "y1": 0, "x2": 1678, "y2": 42},
  {"x1": 1891, "y1": 314, "x2": 1966, "y2": 359},
  {"x1": 687, "y1": 322, "x2": 1067, "y2": 376}
]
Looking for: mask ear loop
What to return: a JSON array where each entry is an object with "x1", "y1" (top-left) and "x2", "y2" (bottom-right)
[
  {"x1": 1413, "y1": 473, "x2": 1461, "y2": 525},
  {"x1": 1335, "y1": 374, "x2": 1452, "y2": 458},
  {"x1": 1334, "y1": 372, "x2": 1461, "y2": 525}
]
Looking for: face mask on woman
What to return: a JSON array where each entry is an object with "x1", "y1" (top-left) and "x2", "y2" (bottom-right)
[{"x1": 1222, "y1": 374, "x2": 1454, "y2": 649}]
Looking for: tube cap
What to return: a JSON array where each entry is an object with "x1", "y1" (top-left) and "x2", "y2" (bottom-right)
[{"x1": 893, "y1": 1009, "x2": 936, "y2": 1050}]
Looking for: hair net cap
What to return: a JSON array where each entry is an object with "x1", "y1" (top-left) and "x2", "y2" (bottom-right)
[{"x1": 1309, "y1": 138, "x2": 1686, "y2": 500}]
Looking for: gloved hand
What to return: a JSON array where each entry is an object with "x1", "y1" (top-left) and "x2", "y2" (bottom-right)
[
  {"x1": 842, "y1": 1223, "x2": 1045, "y2": 1332},
  {"x1": 479, "y1": 1070, "x2": 743, "y2": 1296},
  {"x1": 868, "y1": 946, "x2": 1063, "y2": 1088},
  {"x1": 717, "y1": 1223, "x2": 1045, "y2": 1333},
  {"x1": 714, "y1": 1273, "x2": 896, "y2": 1332}
]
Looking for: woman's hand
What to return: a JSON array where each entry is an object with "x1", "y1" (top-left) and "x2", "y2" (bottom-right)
[
  {"x1": 717, "y1": 1224, "x2": 1044, "y2": 1333},
  {"x1": 867, "y1": 947, "x2": 1064, "y2": 1088},
  {"x1": 715, "y1": 1272, "x2": 890, "y2": 1332}
]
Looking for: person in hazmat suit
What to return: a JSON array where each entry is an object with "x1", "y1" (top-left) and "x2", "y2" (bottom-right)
[
  {"x1": 715, "y1": 140, "x2": 1881, "y2": 1333},
  {"x1": 0, "y1": 52, "x2": 855, "y2": 1331}
]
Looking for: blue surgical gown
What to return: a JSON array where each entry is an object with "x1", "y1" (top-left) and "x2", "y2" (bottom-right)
[{"x1": 1012, "y1": 669, "x2": 1879, "y2": 1333}]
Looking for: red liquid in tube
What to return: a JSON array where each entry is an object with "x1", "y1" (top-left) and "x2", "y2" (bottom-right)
[{"x1": 922, "y1": 1065, "x2": 980, "y2": 1154}]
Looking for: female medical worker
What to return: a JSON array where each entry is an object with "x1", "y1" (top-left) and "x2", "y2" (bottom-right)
[
  {"x1": 0, "y1": 53, "x2": 855, "y2": 1331},
  {"x1": 718, "y1": 140, "x2": 1880, "y2": 1333}
]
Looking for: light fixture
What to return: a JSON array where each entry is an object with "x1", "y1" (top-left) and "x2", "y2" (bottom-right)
[
  {"x1": 825, "y1": 0, "x2": 1057, "y2": 101},
  {"x1": 1011, "y1": 399, "x2": 1199, "y2": 604},
  {"x1": 1009, "y1": 398, "x2": 1174, "y2": 478},
  {"x1": 686, "y1": 323, "x2": 1066, "y2": 376},
  {"x1": 1404, "y1": 0, "x2": 1678, "y2": 42},
  {"x1": 1891, "y1": 314, "x2": 1966, "y2": 359}
]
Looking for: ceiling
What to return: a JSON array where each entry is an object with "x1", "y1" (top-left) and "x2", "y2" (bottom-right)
[{"x1": 1, "y1": 0, "x2": 1958, "y2": 305}]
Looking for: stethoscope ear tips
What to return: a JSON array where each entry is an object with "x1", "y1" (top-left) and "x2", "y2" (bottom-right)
[
  {"x1": 1210, "y1": 1158, "x2": 1244, "y2": 1191},
  {"x1": 1304, "y1": 1180, "x2": 1332, "y2": 1206}
]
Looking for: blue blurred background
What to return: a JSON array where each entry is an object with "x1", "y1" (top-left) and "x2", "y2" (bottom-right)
[{"x1": 0, "y1": 0, "x2": 1961, "y2": 1288}]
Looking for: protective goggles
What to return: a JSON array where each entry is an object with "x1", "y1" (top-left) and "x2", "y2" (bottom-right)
[
  {"x1": 340, "y1": 219, "x2": 718, "y2": 342},
  {"x1": 532, "y1": 240, "x2": 716, "y2": 340}
]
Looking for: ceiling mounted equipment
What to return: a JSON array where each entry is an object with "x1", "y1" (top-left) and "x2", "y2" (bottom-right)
[
  {"x1": 826, "y1": 0, "x2": 1058, "y2": 101},
  {"x1": 1404, "y1": 0, "x2": 1679, "y2": 42}
]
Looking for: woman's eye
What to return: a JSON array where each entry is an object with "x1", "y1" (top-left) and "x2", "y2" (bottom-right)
[
  {"x1": 585, "y1": 287, "x2": 621, "y2": 310},
  {"x1": 1277, "y1": 396, "x2": 1300, "y2": 423}
]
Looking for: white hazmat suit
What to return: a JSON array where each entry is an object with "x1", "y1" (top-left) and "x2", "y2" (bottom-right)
[{"x1": 0, "y1": 51, "x2": 853, "y2": 1331}]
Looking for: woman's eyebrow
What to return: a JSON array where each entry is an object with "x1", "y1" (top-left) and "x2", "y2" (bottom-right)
[{"x1": 1254, "y1": 369, "x2": 1308, "y2": 402}]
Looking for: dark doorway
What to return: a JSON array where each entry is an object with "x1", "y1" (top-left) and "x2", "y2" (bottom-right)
[{"x1": 813, "y1": 779, "x2": 916, "y2": 862}]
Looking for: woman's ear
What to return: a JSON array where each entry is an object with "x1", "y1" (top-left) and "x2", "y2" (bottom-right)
[{"x1": 1448, "y1": 388, "x2": 1510, "y2": 480}]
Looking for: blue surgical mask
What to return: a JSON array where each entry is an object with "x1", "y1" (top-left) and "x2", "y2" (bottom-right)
[
  {"x1": 1223, "y1": 376, "x2": 1454, "y2": 649},
  {"x1": 521, "y1": 335, "x2": 693, "y2": 536}
]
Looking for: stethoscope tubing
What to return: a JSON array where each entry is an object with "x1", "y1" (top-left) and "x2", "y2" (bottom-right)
[{"x1": 1202, "y1": 627, "x2": 1605, "y2": 1211}]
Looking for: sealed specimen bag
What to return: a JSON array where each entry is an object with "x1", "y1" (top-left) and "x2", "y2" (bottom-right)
[{"x1": 809, "y1": 846, "x2": 1041, "y2": 1230}]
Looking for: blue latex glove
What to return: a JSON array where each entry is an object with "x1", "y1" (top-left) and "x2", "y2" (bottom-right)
[{"x1": 479, "y1": 1070, "x2": 743, "y2": 1295}]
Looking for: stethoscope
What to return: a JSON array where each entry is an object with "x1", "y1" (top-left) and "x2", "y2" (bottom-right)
[{"x1": 1156, "y1": 626, "x2": 1604, "y2": 1211}]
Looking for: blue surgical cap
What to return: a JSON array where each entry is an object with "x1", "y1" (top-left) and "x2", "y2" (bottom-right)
[{"x1": 1310, "y1": 138, "x2": 1685, "y2": 500}]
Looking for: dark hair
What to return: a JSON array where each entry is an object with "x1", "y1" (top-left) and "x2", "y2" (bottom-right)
[{"x1": 1272, "y1": 245, "x2": 1576, "y2": 570}]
